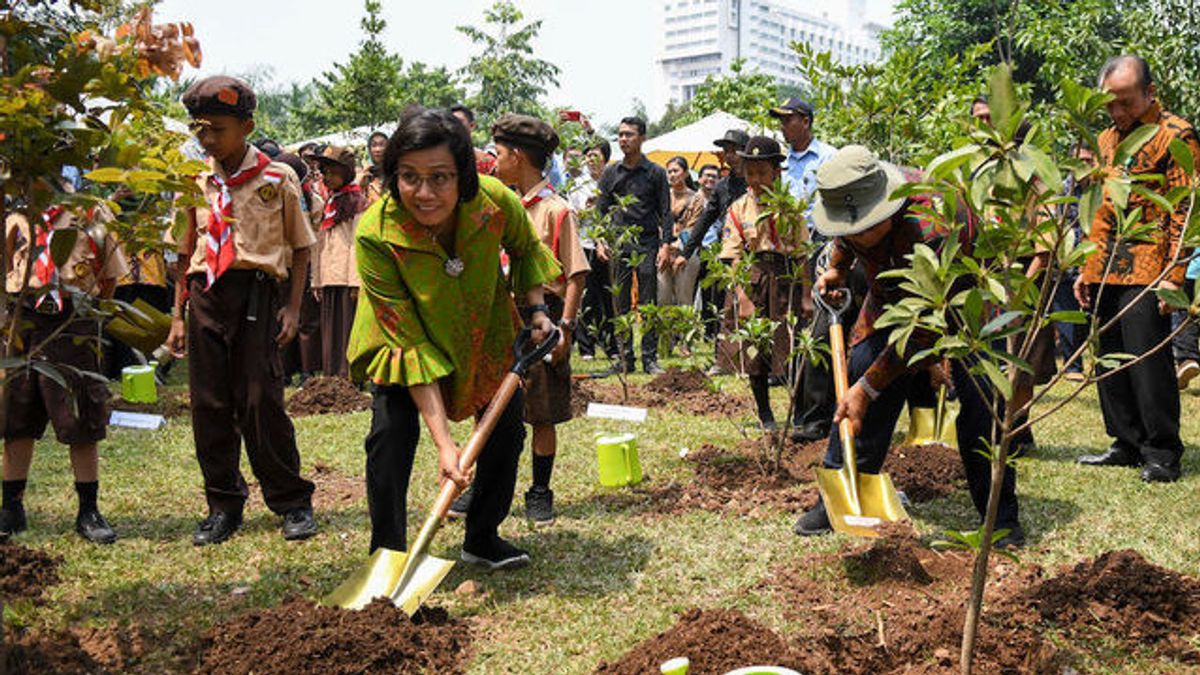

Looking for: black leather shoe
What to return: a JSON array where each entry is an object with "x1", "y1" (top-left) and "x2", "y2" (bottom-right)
[
  {"x1": 193, "y1": 511, "x2": 242, "y2": 546},
  {"x1": 0, "y1": 506, "x2": 27, "y2": 540},
  {"x1": 1077, "y1": 445, "x2": 1139, "y2": 467},
  {"x1": 644, "y1": 362, "x2": 666, "y2": 376},
  {"x1": 75, "y1": 510, "x2": 117, "y2": 545},
  {"x1": 791, "y1": 423, "x2": 830, "y2": 443},
  {"x1": 282, "y1": 507, "x2": 318, "y2": 541},
  {"x1": 994, "y1": 524, "x2": 1026, "y2": 550},
  {"x1": 1141, "y1": 462, "x2": 1181, "y2": 483},
  {"x1": 447, "y1": 484, "x2": 474, "y2": 520},
  {"x1": 793, "y1": 500, "x2": 832, "y2": 537}
]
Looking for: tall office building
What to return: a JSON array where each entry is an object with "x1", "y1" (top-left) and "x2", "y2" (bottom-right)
[{"x1": 659, "y1": 0, "x2": 885, "y2": 105}]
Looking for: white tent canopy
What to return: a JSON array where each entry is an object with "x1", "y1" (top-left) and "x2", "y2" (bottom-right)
[
  {"x1": 290, "y1": 123, "x2": 396, "y2": 150},
  {"x1": 614, "y1": 110, "x2": 780, "y2": 164}
]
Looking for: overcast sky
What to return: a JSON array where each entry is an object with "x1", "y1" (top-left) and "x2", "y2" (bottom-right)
[{"x1": 155, "y1": 0, "x2": 896, "y2": 129}]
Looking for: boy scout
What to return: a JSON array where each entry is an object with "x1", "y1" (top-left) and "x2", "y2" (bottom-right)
[
  {"x1": 312, "y1": 145, "x2": 364, "y2": 378},
  {"x1": 2, "y1": 203, "x2": 128, "y2": 544},
  {"x1": 718, "y1": 136, "x2": 811, "y2": 430},
  {"x1": 492, "y1": 114, "x2": 589, "y2": 525},
  {"x1": 166, "y1": 76, "x2": 317, "y2": 545}
]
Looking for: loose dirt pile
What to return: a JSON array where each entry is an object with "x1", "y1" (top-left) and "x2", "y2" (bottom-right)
[
  {"x1": 0, "y1": 542, "x2": 62, "y2": 601},
  {"x1": 1014, "y1": 549, "x2": 1200, "y2": 660},
  {"x1": 115, "y1": 388, "x2": 191, "y2": 419},
  {"x1": 194, "y1": 597, "x2": 471, "y2": 674},
  {"x1": 644, "y1": 367, "x2": 711, "y2": 394},
  {"x1": 4, "y1": 628, "x2": 103, "y2": 674},
  {"x1": 594, "y1": 608, "x2": 803, "y2": 674},
  {"x1": 883, "y1": 443, "x2": 967, "y2": 503},
  {"x1": 287, "y1": 376, "x2": 371, "y2": 417},
  {"x1": 571, "y1": 378, "x2": 752, "y2": 418}
]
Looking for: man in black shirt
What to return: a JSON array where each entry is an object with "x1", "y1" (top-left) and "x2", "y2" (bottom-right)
[{"x1": 596, "y1": 117, "x2": 672, "y2": 374}]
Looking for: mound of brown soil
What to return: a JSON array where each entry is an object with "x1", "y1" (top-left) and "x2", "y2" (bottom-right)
[
  {"x1": 594, "y1": 608, "x2": 803, "y2": 674},
  {"x1": 287, "y1": 377, "x2": 371, "y2": 417},
  {"x1": 4, "y1": 627, "x2": 102, "y2": 675},
  {"x1": 194, "y1": 597, "x2": 471, "y2": 674},
  {"x1": 1018, "y1": 549, "x2": 1200, "y2": 657},
  {"x1": 115, "y1": 388, "x2": 191, "y2": 419},
  {"x1": 645, "y1": 367, "x2": 711, "y2": 394},
  {"x1": 0, "y1": 543, "x2": 62, "y2": 601},
  {"x1": 884, "y1": 443, "x2": 966, "y2": 503},
  {"x1": 841, "y1": 528, "x2": 934, "y2": 586},
  {"x1": 571, "y1": 379, "x2": 753, "y2": 418}
]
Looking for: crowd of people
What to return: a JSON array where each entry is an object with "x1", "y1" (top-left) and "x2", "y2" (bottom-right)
[{"x1": 0, "y1": 53, "x2": 1192, "y2": 569}]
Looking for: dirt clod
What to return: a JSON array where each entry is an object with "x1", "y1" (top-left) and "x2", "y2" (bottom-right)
[
  {"x1": 194, "y1": 597, "x2": 471, "y2": 674},
  {"x1": 884, "y1": 443, "x2": 967, "y2": 503},
  {"x1": 594, "y1": 608, "x2": 803, "y2": 675},
  {"x1": 842, "y1": 531, "x2": 934, "y2": 586},
  {"x1": 571, "y1": 378, "x2": 752, "y2": 418},
  {"x1": 4, "y1": 627, "x2": 102, "y2": 675},
  {"x1": 644, "y1": 367, "x2": 711, "y2": 394},
  {"x1": 287, "y1": 376, "x2": 371, "y2": 417},
  {"x1": 0, "y1": 542, "x2": 62, "y2": 601},
  {"x1": 115, "y1": 388, "x2": 190, "y2": 419}
]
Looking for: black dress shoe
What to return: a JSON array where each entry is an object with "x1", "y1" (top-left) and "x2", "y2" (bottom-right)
[
  {"x1": 790, "y1": 423, "x2": 830, "y2": 443},
  {"x1": 193, "y1": 511, "x2": 242, "y2": 546},
  {"x1": 793, "y1": 500, "x2": 832, "y2": 537},
  {"x1": 994, "y1": 524, "x2": 1026, "y2": 550},
  {"x1": 0, "y1": 506, "x2": 28, "y2": 540},
  {"x1": 1141, "y1": 462, "x2": 1181, "y2": 483},
  {"x1": 1077, "y1": 445, "x2": 1140, "y2": 467},
  {"x1": 282, "y1": 507, "x2": 318, "y2": 541},
  {"x1": 644, "y1": 362, "x2": 666, "y2": 376},
  {"x1": 75, "y1": 510, "x2": 117, "y2": 545}
]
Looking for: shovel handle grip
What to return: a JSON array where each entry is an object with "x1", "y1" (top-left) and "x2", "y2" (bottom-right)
[{"x1": 829, "y1": 322, "x2": 858, "y2": 474}]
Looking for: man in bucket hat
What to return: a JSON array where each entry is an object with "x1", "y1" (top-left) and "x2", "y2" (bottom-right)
[{"x1": 794, "y1": 146, "x2": 1023, "y2": 548}]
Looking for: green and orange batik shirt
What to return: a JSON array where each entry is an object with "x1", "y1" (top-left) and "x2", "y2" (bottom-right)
[{"x1": 347, "y1": 176, "x2": 561, "y2": 422}]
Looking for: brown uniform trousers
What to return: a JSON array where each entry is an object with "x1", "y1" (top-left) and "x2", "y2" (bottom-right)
[{"x1": 188, "y1": 270, "x2": 314, "y2": 514}]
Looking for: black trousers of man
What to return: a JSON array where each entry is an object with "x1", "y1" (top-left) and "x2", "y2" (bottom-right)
[
  {"x1": 364, "y1": 385, "x2": 526, "y2": 553},
  {"x1": 576, "y1": 248, "x2": 616, "y2": 358},
  {"x1": 792, "y1": 254, "x2": 866, "y2": 433},
  {"x1": 1094, "y1": 284, "x2": 1183, "y2": 468},
  {"x1": 188, "y1": 271, "x2": 315, "y2": 516},
  {"x1": 614, "y1": 243, "x2": 659, "y2": 371},
  {"x1": 821, "y1": 330, "x2": 1020, "y2": 529}
]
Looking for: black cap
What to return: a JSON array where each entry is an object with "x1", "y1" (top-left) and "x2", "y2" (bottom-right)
[
  {"x1": 713, "y1": 128, "x2": 750, "y2": 150},
  {"x1": 275, "y1": 152, "x2": 308, "y2": 183},
  {"x1": 491, "y1": 113, "x2": 560, "y2": 157},
  {"x1": 182, "y1": 75, "x2": 257, "y2": 119},
  {"x1": 737, "y1": 136, "x2": 786, "y2": 163},
  {"x1": 768, "y1": 97, "x2": 815, "y2": 119}
]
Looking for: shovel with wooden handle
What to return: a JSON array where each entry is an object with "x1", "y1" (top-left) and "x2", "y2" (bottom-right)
[
  {"x1": 813, "y1": 288, "x2": 908, "y2": 538},
  {"x1": 324, "y1": 327, "x2": 560, "y2": 615}
]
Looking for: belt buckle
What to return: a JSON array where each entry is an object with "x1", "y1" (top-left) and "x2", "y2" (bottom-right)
[{"x1": 35, "y1": 296, "x2": 58, "y2": 315}]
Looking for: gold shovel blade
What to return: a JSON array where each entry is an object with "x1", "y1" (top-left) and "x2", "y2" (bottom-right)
[
  {"x1": 937, "y1": 407, "x2": 960, "y2": 449},
  {"x1": 323, "y1": 548, "x2": 455, "y2": 615},
  {"x1": 904, "y1": 407, "x2": 938, "y2": 446},
  {"x1": 815, "y1": 468, "x2": 909, "y2": 539}
]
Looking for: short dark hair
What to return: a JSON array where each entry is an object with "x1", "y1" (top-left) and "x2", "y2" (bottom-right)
[
  {"x1": 254, "y1": 138, "x2": 282, "y2": 158},
  {"x1": 589, "y1": 138, "x2": 612, "y2": 163},
  {"x1": 383, "y1": 107, "x2": 480, "y2": 206},
  {"x1": 698, "y1": 163, "x2": 720, "y2": 177},
  {"x1": 449, "y1": 103, "x2": 475, "y2": 124},
  {"x1": 1099, "y1": 54, "x2": 1153, "y2": 93},
  {"x1": 619, "y1": 116, "x2": 647, "y2": 136},
  {"x1": 495, "y1": 139, "x2": 550, "y2": 172}
]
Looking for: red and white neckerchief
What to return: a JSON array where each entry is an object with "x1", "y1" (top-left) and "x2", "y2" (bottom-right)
[
  {"x1": 321, "y1": 183, "x2": 361, "y2": 230},
  {"x1": 521, "y1": 183, "x2": 555, "y2": 209},
  {"x1": 35, "y1": 206, "x2": 66, "y2": 310},
  {"x1": 204, "y1": 149, "x2": 273, "y2": 289}
]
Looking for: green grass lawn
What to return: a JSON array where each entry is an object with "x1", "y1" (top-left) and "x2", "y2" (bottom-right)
[{"x1": 5, "y1": 351, "x2": 1200, "y2": 673}]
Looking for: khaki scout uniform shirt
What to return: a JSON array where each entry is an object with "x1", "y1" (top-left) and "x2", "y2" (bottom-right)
[
  {"x1": 313, "y1": 210, "x2": 362, "y2": 288},
  {"x1": 6, "y1": 209, "x2": 129, "y2": 295},
  {"x1": 719, "y1": 192, "x2": 807, "y2": 261},
  {"x1": 186, "y1": 149, "x2": 316, "y2": 280},
  {"x1": 522, "y1": 180, "x2": 589, "y2": 299}
]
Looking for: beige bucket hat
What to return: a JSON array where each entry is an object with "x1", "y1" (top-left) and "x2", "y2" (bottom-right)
[{"x1": 811, "y1": 145, "x2": 907, "y2": 237}]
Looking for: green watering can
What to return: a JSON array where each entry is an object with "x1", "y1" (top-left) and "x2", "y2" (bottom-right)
[
  {"x1": 596, "y1": 432, "x2": 642, "y2": 487},
  {"x1": 121, "y1": 365, "x2": 157, "y2": 404}
]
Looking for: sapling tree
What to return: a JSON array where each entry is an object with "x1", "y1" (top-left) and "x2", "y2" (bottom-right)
[{"x1": 878, "y1": 64, "x2": 1199, "y2": 674}]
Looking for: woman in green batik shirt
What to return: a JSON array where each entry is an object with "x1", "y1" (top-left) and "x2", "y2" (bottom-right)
[{"x1": 347, "y1": 108, "x2": 560, "y2": 570}]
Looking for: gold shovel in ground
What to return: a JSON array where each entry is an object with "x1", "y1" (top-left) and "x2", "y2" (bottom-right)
[
  {"x1": 903, "y1": 384, "x2": 959, "y2": 449},
  {"x1": 325, "y1": 328, "x2": 560, "y2": 615},
  {"x1": 813, "y1": 289, "x2": 908, "y2": 538}
]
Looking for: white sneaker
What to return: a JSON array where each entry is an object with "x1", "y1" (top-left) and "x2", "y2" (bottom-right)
[{"x1": 1177, "y1": 360, "x2": 1199, "y2": 390}]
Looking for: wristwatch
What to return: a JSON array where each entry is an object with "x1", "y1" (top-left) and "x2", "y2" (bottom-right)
[
  {"x1": 527, "y1": 303, "x2": 550, "y2": 318},
  {"x1": 559, "y1": 317, "x2": 577, "y2": 333}
]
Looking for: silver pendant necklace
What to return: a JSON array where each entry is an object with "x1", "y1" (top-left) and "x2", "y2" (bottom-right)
[{"x1": 444, "y1": 257, "x2": 465, "y2": 277}]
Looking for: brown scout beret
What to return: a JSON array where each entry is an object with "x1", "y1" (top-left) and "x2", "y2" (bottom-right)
[
  {"x1": 182, "y1": 75, "x2": 257, "y2": 119},
  {"x1": 316, "y1": 145, "x2": 357, "y2": 171},
  {"x1": 491, "y1": 113, "x2": 559, "y2": 157}
]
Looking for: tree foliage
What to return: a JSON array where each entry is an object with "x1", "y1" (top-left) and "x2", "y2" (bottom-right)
[
  {"x1": 309, "y1": 0, "x2": 405, "y2": 132},
  {"x1": 678, "y1": 59, "x2": 780, "y2": 130},
  {"x1": 457, "y1": 0, "x2": 560, "y2": 130}
]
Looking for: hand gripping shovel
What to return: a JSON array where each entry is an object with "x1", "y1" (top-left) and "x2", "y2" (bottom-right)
[
  {"x1": 324, "y1": 327, "x2": 560, "y2": 614},
  {"x1": 813, "y1": 289, "x2": 908, "y2": 538}
]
